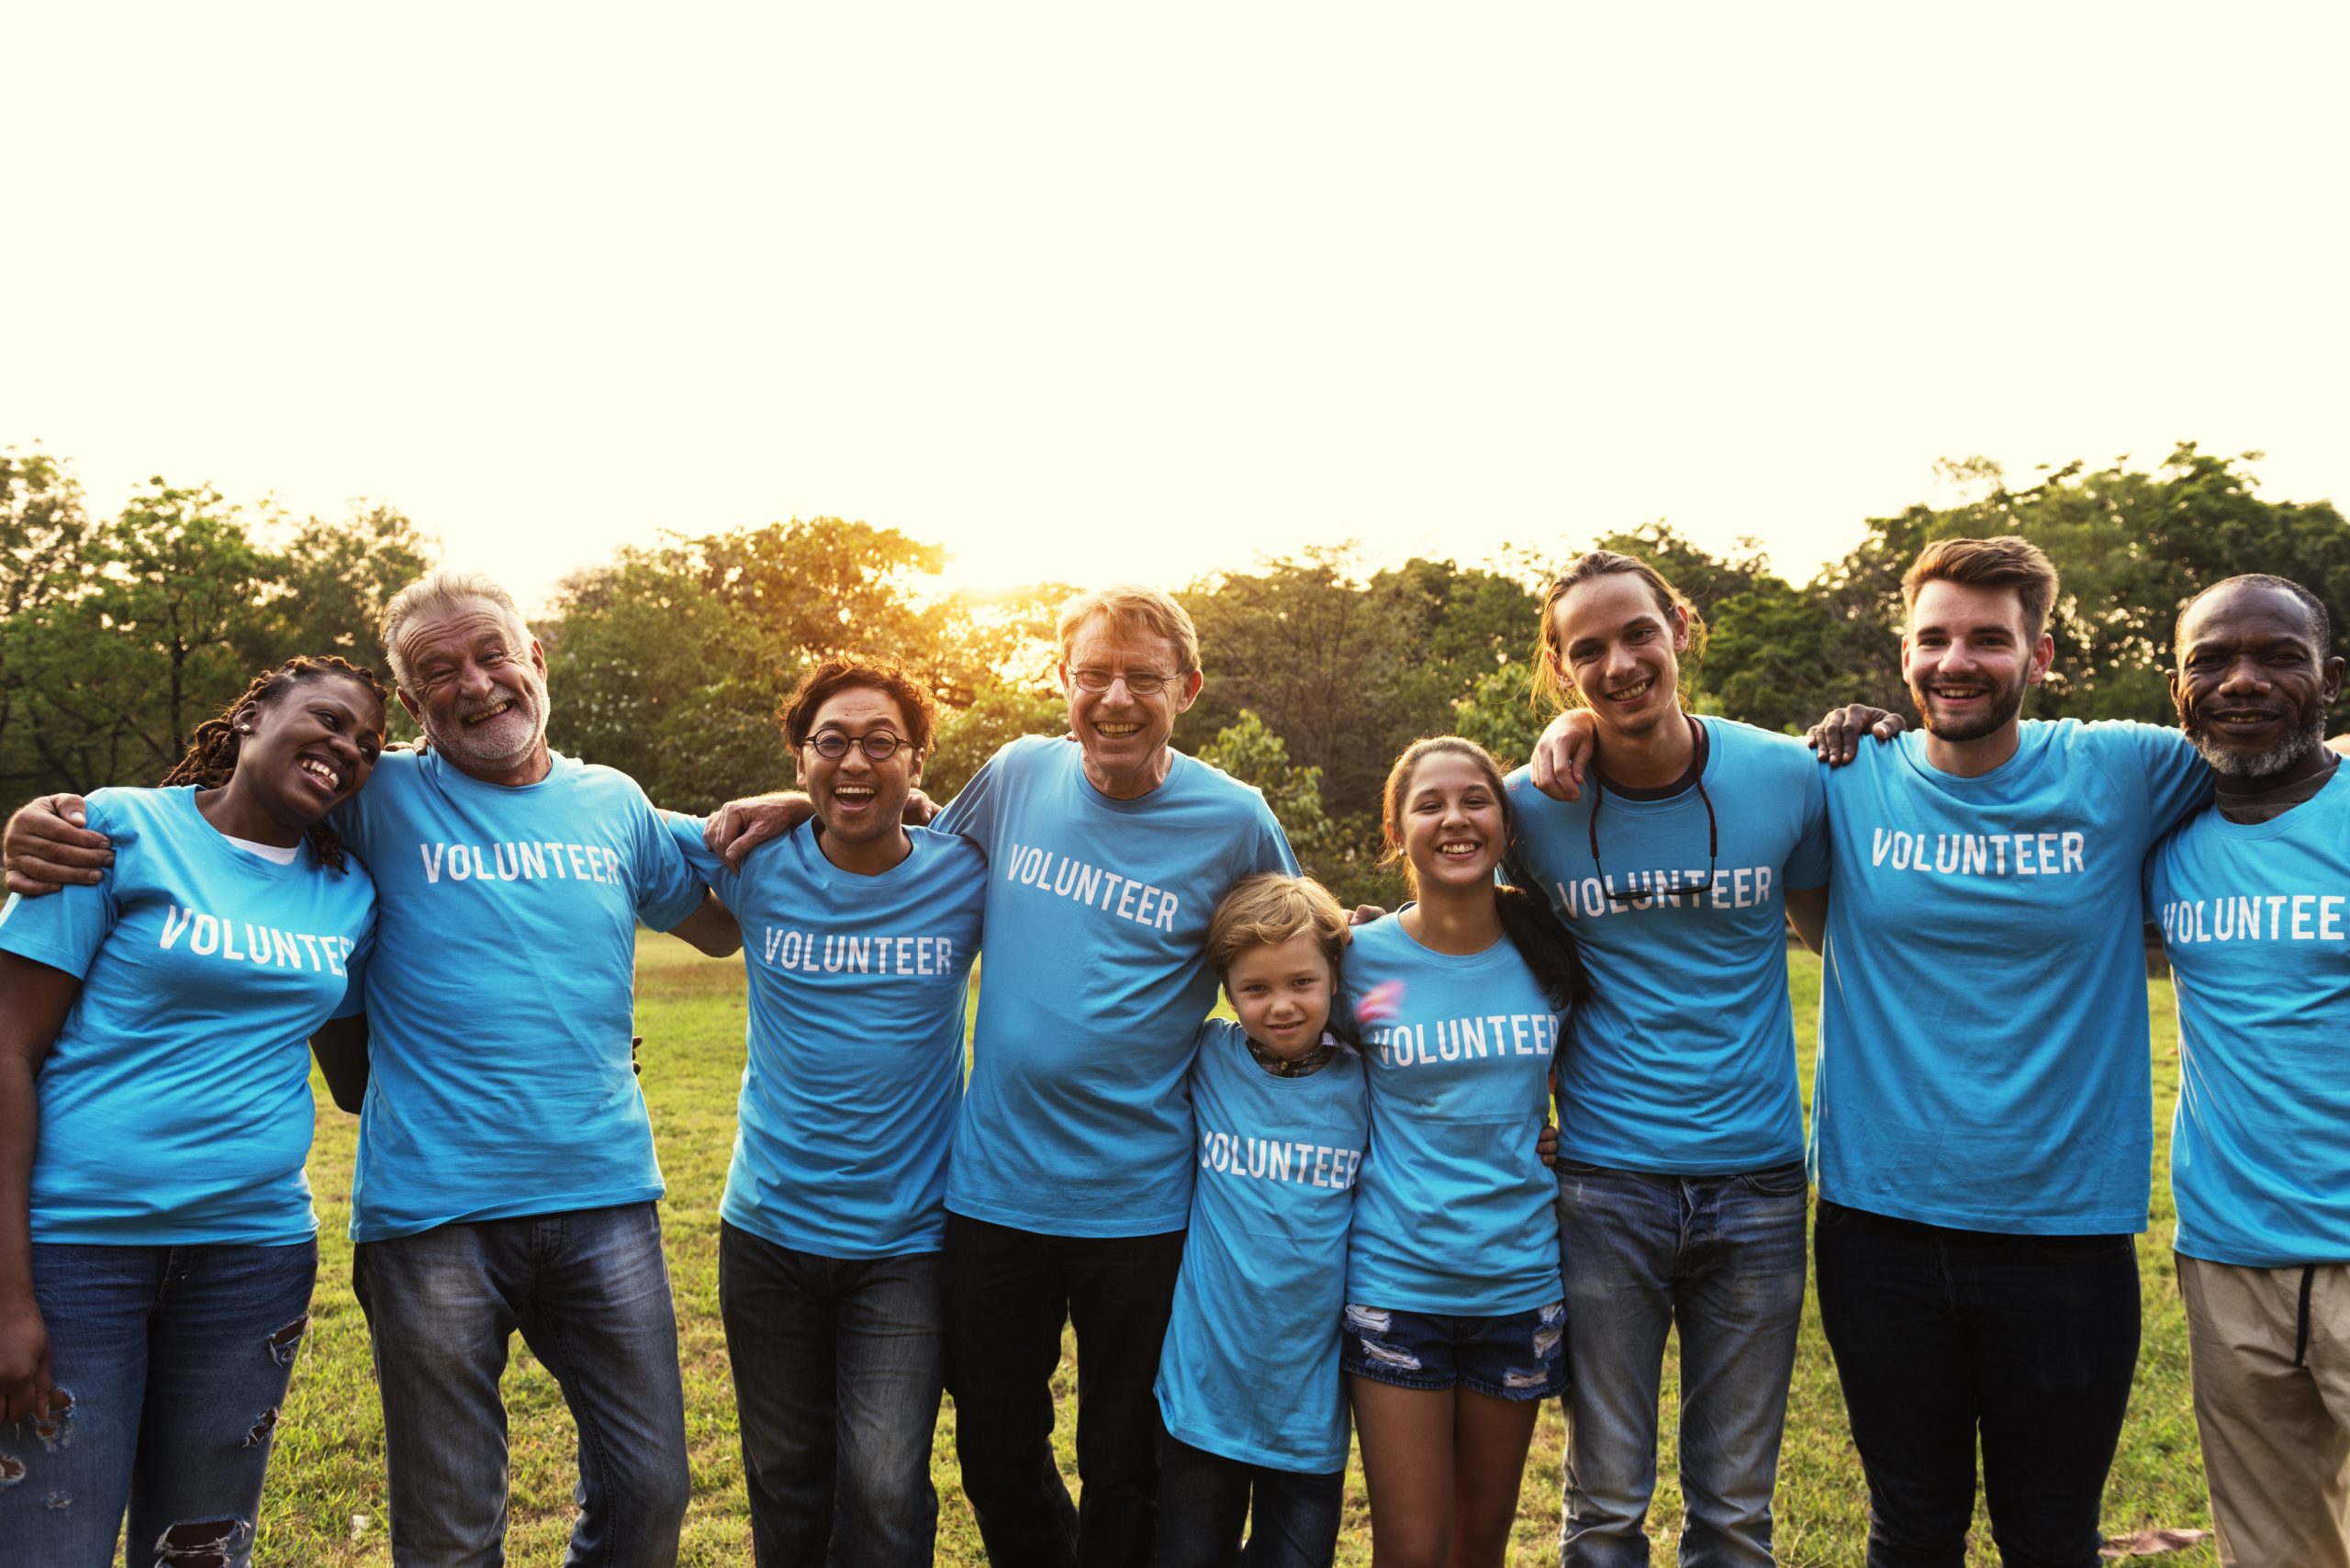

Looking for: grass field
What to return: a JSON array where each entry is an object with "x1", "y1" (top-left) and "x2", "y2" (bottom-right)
[{"x1": 251, "y1": 935, "x2": 2215, "y2": 1566}]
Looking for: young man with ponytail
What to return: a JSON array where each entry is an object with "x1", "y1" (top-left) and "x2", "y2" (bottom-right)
[{"x1": 1516, "y1": 551, "x2": 1830, "y2": 1568}]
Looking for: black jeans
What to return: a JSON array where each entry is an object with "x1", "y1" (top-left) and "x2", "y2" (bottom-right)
[
  {"x1": 942, "y1": 1212, "x2": 1187, "y2": 1568},
  {"x1": 1814, "y1": 1200, "x2": 2141, "y2": 1568},
  {"x1": 715, "y1": 1223, "x2": 943, "y2": 1568},
  {"x1": 1152, "y1": 1420, "x2": 1344, "y2": 1568}
]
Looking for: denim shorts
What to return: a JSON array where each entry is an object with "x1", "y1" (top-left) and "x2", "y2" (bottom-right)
[{"x1": 1339, "y1": 1299, "x2": 1568, "y2": 1400}]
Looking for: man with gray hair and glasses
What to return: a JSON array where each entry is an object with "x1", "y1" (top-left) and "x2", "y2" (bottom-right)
[{"x1": 6, "y1": 568, "x2": 739, "y2": 1568}]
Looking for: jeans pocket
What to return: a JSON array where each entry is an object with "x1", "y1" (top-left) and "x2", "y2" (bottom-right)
[{"x1": 1739, "y1": 1161, "x2": 1810, "y2": 1199}]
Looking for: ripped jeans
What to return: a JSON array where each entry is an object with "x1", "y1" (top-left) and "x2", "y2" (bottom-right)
[{"x1": 0, "y1": 1238, "x2": 317, "y2": 1568}]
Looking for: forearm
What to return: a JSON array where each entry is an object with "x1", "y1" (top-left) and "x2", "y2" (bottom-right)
[
  {"x1": 667, "y1": 890, "x2": 742, "y2": 958},
  {"x1": 0, "y1": 1057, "x2": 37, "y2": 1305},
  {"x1": 1785, "y1": 886, "x2": 1829, "y2": 955},
  {"x1": 310, "y1": 1014, "x2": 371, "y2": 1115}
]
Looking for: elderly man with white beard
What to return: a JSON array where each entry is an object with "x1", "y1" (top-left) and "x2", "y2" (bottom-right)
[
  {"x1": 2147, "y1": 574, "x2": 2350, "y2": 1568},
  {"x1": 4, "y1": 569, "x2": 740, "y2": 1568}
]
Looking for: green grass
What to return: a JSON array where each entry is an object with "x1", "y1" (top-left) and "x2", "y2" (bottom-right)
[{"x1": 253, "y1": 936, "x2": 2212, "y2": 1566}]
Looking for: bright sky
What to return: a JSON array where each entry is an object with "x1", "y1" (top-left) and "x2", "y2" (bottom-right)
[{"x1": 7, "y1": 4, "x2": 2345, "y2": 614}]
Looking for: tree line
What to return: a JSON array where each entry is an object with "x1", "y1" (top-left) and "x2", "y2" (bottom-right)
[{"x1": 7, "y1": 442, "x2": 2345, "y2": 908}]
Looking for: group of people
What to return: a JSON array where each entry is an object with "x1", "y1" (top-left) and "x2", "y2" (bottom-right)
[{"x1": 0, "y1": 537, "x2": 2336, "y2": 1568}]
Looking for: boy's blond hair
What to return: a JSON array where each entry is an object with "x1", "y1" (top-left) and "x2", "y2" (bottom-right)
[{"x1": 1205, "y1": 873, "x2": 1350, "y2": 984}]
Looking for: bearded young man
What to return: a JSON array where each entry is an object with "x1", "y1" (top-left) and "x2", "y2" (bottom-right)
[
  {"x1": 1801, "y1": 535, "x2": 2210, "y2": 1568},
  {"x1": 2147, "y1": 574, "x2": 2350, "y2": 1568}
]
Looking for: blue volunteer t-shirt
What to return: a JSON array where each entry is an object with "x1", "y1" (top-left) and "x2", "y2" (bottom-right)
[
  {"x1": 0, "y1": 787, "x2": 375, "y2": 1245},
  {"x1": 671, "y1": 817, "x2": 986, "y2": 1258},
  {"x1": 1343, "y1": 913, "x2": 1564, "y2": 1313},
  {"x1": 934, "y1": 735, "x2": 1296, "y2": 1237},
  {"x1": 2150, "y1": 767, "x2": 2350, "y2": 1267},
  {"x1": 334, "y1": 749, "x2": 705, "y2": 1242},
  {"x1": 1156, "y1": 1021, "x2": 1370, "y2": 1473},
  {"x1": 1506, "y1": 718, "x2": 1828, "y2": 1174},
  {"x1": 1812, "y1": 720, "x2": 2208, "y2": 1234}
]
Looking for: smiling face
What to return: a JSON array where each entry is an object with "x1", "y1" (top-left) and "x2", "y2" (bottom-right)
[
  {"x1": 1225, "y1": 931, "x2": 1336, "y2": 1061},
  {"x1": 394, "y1": 597, "x2": 551, "y2": 778},
  {"x1": 2172, "y1": 580, "x2": 2344, "y2": 782},
  {"x1": 1548, "y1": 571, "x2": 1688, "y2": 739},
  {"x1": 1060, "y1": 612, "x2": 1202, "y2": 800},
  {"x1": 799, "y1": 684, "x2": 923, "y2": 860},
  {"x1": 1392, "y1": 746, "x2": 1509, "y2": 895},
  {"x1": 233, "y1": 672, "x2": 386, "y2": 829},
  {"x1": 1901, "y1": 578, "x2": 2053, "y2": 747}
]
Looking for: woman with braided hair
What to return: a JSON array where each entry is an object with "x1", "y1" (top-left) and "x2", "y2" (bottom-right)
[{"x1": 0, "y1": 655, "x2": 386, "y2": 1565}]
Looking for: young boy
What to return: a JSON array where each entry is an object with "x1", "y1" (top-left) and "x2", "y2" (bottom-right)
[{"x1": 1152, "y1": 874, "x2": 1371, "y2": 1568}]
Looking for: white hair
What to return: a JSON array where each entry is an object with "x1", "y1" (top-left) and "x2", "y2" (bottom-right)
[{"x1": 380, "y1": 569, "x2": 533, "y2": 691}]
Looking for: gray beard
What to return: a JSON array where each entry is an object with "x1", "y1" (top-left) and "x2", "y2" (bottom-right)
[{"x1": 2189, "y1": 714, "x2": 2323, "y2": 780}]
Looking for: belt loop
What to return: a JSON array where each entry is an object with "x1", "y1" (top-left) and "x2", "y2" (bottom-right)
[{"x1": 2295, "y1": 1265, "x2": 2318, "y2": 1369}]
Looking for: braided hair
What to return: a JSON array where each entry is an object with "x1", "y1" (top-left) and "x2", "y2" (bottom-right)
[{"x1": 162, "y1": 655, "x2": 390, "y2": 872}]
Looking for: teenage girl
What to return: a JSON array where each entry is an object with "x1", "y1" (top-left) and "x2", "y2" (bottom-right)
[
  {"x1": 1343, "y1": 735, "x2": 1583, "y2": 1568},
  {"x1": 0, "y1": 656, "x2": 386, "y2": 1566}
]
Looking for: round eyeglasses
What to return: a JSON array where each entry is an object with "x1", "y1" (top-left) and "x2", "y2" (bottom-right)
[{"x1": 804, "y1": 730, "x2": 911, "y2": 762}]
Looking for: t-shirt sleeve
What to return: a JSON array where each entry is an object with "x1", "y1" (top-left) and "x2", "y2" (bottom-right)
[
  {"x1": 662, "y1": 812, "x2": 741, "y2": 911},
  {"x1": 628, "y1": 787, "x2": 710, "y2": 931},
  {"x1": 934, "y1": 742, "x2": 1013, "y2": 851},
  {"x1": 0, "y1": 879, "x2": 117, "y2": 979},
  {"x1": 0, "y1": 797, "x2": 121, "y2": 978},
  {"x1": 2118, "y1": 722, "x2": 2214, "y2": 836},
  {"x1": 1248, "y1": 799, "x2": 1299, "y2": 877},
  {"x1": 330, "y1": 906, "x2": 378, "y2": 1021},
  {"x1": 1786, "y1": 757, "x2": 1831, "y2": 890}
]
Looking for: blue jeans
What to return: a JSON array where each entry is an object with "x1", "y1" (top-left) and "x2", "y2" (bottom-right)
[
  {"x1": 1152, "y1": 1419, "x2": 1343, "y2": 1568},
  {"x1": 0, "y1": 1238, "x2": 316, "y2": 1568},
  {"x1": 716, "y1": 1222, "x2": 943, "y2": 1568},
  {"x1": 352, "y1": 1203, "x2": 689, "y2": 1568},
  {"x1": 1814, "y1": 1200, "x2": 2140, "y2": 1568},
  {"x1": 1553, "y1": 1159, "x2": 1808, "y2": 1568}
]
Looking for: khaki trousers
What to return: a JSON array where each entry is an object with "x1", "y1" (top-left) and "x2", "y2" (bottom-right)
[{"x1": 2179, "y1": 1252, "x2": 2350, "y2": 1568}]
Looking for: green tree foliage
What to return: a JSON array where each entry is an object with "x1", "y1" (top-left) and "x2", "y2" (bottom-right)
[
  {"x1": 1700, "y1": 445, "x2": 2350, "y2": 733},
  {"x1": 15, "y1": 441, "x2": 2350, "y2": 823},
  {"x1": 542, "y1": 519, "x2": 1069, "y2": 811},
  {"x1": 272, "y1": 505, "x2": 436, "y2": 686},
  {"x1": 1449, "y1": 660, "x2": 1547, "y2": 768},
  {"x1": 0, "y1": 456, "x2": 431, "y2": 797},
  {"x1": 1197, "y1": 709, "x2": 1333, "y2": 859},
  {"x1": 925, "y1": 681, "x2": 1066, "y2": 801},
  {"x1": 1178, "y1": 548, "x2": 1539, "y2": 819}
]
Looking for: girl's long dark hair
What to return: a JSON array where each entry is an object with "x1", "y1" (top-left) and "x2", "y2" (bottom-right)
[
  {"x1": 162, "y1": 655, "x2": 388, "y2": 872},
  {"x1": 1378, "y1": 735, "x2": 1587, "y2": 1014}
]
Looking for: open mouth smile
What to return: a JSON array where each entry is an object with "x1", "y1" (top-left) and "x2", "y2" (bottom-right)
[
  {"x1": 2206, "y1": 708, "x2": 2282, "y2": 732},
  {"x1": 297, "y1": 757, "x2": 341, "y2": 793},
  {"x1": 1605, "y1": 678, "x2": 1655, "y2": 704}
]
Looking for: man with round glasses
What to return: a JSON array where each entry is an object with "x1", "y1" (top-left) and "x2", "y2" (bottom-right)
[
  {"x1": 1516, "y1": 550, "x2": 1830, "y2": 1568},
  {"x1": 670, "y1": 655, "x2": 986, "y2": 1566},
  {"x1": 710, "y1": 585, "x2": 1294, "y2": 1565}
]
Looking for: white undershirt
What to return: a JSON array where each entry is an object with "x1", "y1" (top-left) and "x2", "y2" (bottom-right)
[{"x1": 222, "y1": 834, "x2": 301, "y2": 865}]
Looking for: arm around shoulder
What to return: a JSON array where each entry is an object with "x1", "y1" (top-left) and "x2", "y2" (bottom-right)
[{"x1": 4, "y1": 794, "x2": 109, "y2": 897}]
